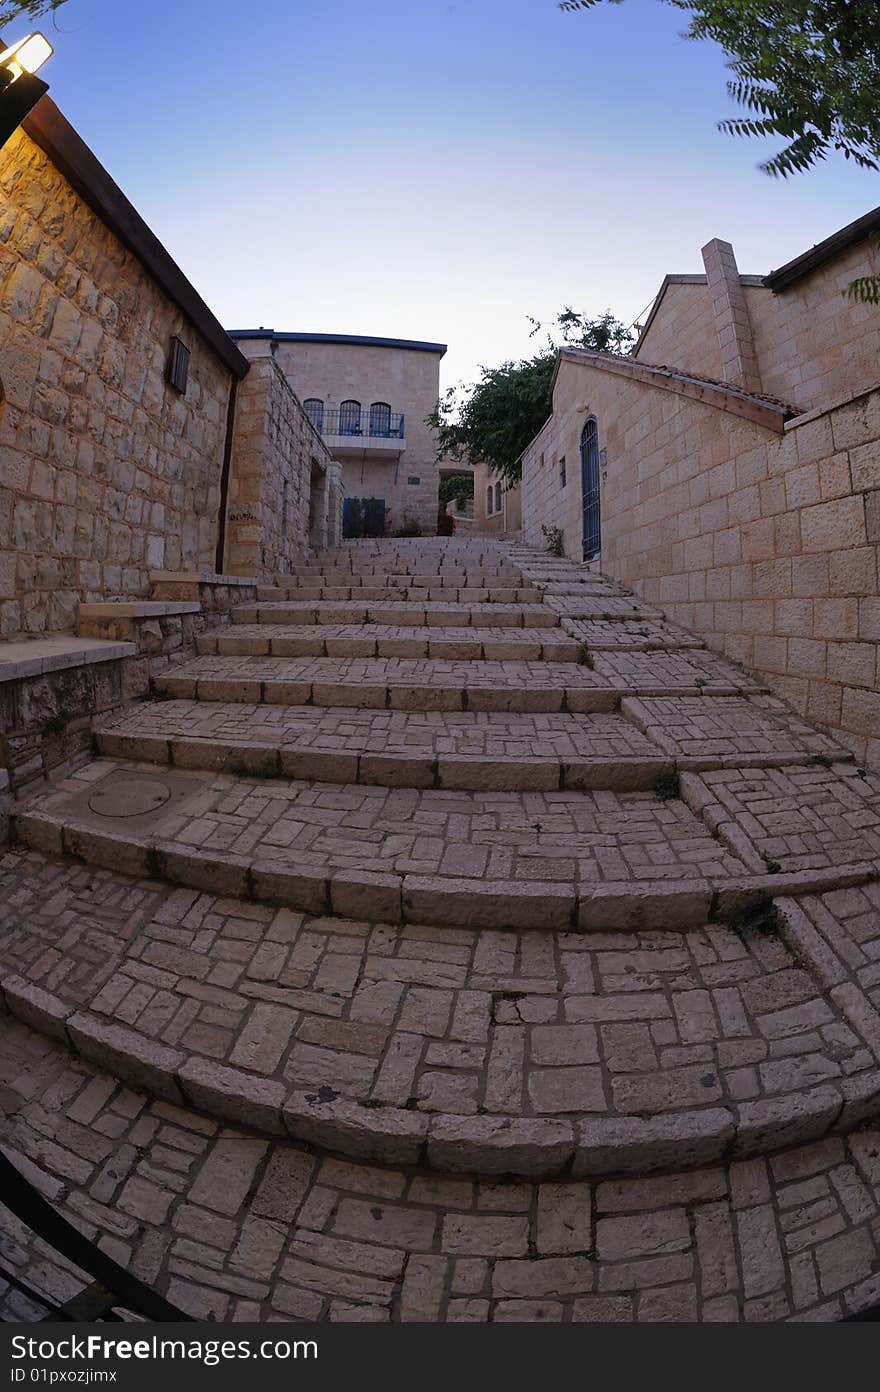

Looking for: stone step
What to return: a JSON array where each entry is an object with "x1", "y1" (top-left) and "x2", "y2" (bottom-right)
[
  {"x1": 16, "y1": 760, "x2": 871, "y2": 941},
  {"x1": 286, "y1": 568, "x2": 524, "y2": 584},
  {"x1": 6, "y1": 1016, "x2": 880, "y2": 1321},
  {"x1": 196, "y1": 626, "x2": 580, "y2": 663},
  {"x1": 547, "y1": 596, "x2": 663, "y2": 620},
  {"x1": 236, "y1": 602, "x2": 559, "y2": 628},
  {"x1": 4, "y1": 857, "x2": 880, "y2": 1185},
  {"x1": 93, "y1": 701, "x2": 671, "y2": 791},
  {"x1": 257, "y1": 586, "x2": 546, "y2": 604},
  {"x1": 153, "y1": 652, "x2": 765, "y2": 713},
  {"x1": 559, "y1": 618, "x2": 704, "y2": 651}
]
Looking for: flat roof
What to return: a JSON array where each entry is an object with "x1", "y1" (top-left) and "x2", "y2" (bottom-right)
[{"x1": 229, "y1": 330, "x2": 447, "y2": 356}]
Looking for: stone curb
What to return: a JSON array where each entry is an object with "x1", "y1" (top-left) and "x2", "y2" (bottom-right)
[{"x1": 1, "y1": 971, "x2": 871, "y2": 1181}]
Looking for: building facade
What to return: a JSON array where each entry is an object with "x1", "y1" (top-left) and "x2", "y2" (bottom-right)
[
  {"x1": 229, "y1": 331, "x2": 447, "y2": 537},
  {"x1": 520, "y1": 211, "x2": 880, "y2": 768},
  {"x1": 472, "y1": 460, "x2": 522, "y2": 536}
]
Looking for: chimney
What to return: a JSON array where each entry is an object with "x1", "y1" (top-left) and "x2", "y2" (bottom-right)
[{"x1": 701, "y1": 238, "x2": 761, "y2": 394}]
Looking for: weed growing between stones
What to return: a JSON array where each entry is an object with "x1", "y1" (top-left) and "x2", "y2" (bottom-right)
[
  {"x1": 728, "y1": 898, "x2": 784, "y2": 936},
  {"x1": 654, "y1": 770, "x2": 681, "y2": 801},
  {"x1": 223, "y1": 756, "x2": 279, "y2": 780},
  {"x1": 145, "y1": 683, "x2": 173, "y2": 701},
  {"x1": 576, "y1": 642, "x2": 594, "y2": 669},
  {"x1": 43, "y1": 712, "x2": 68, "y2": 736},
  {"x1": 763, "y1": 855, "x2": 782, "y2": 875},
  {"x1": 541, "y1": 524, "x2": 564, "y2": 557}
]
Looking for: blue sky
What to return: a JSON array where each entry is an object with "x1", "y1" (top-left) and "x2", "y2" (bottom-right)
[{"x1": 19, "y1": 0, "x2": 880, "y2": 389}]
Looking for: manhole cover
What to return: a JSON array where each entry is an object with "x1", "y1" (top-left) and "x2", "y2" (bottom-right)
[{"x1": 88, "y1": 777, "x2": 172, "y2": 819}]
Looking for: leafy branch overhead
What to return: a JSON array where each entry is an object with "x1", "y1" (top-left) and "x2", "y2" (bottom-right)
[
  {"x1": 428, "y1": 309, "x2": 634, "y2": 488},
  {"x1": 560, "y1": 1, "x2": 880, "y2": 179},
  {"x1": 0, "y1": 0, "x2": 67, "y2": 29}
]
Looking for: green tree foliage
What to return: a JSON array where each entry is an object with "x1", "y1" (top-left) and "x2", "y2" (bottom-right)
[
  {"x1": 429, "y1": 309, "x2": 634, "y2": 487},
  {"x1": 561, "y1": 1, "x2": 880, "y2": 177},
  {"x1": 0, "y1": 0, "x2": 66, "y2": 30},
  {"x1": 438, "y1": 472, "x2": 475, "y2": 511},
  {"x1": 561, "y1": 1, "x2": 880, "y2": 302}
]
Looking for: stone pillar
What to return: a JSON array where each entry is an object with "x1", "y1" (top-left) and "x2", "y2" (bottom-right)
[{"x1": 701, "y1": 238, "x2": 761, "y2": 394}]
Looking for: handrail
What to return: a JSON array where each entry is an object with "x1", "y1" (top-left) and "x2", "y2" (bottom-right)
[{"x1": 0, "y1": 1147, "x2": 193, "y2": 1323}]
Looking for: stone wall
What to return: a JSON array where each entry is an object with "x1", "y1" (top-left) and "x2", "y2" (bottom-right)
[
  {"x1": 0, "y1": 129, "x2": 236, "y2": 638},
  {"x1": 523, "y1": 353, "x2": 880, "y2": 767},
  {"x1": 636, "y1": 241, "x2": 880, "y2": 413},
  {"x1": 636, "y1": 279, "x2": 726, "y2": 383},
  {"x1": 224, "y1": 356, "x2": 338, "y2": 575}
]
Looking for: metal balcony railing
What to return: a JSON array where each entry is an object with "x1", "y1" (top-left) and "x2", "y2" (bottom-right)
[{"x1": 306, "y1": 405, "x2": 405, "y2": 440}]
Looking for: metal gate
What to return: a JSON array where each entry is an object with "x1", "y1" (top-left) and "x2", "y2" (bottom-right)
[
  {"x1": 580, "y1": 417, "x2": 601, "y2": 561},
  {"x1": 342, "y1": 497, "x2": 387, "y2": 539}
]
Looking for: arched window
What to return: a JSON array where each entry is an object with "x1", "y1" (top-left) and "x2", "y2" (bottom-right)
[
  {"x1": 486, "y1": 485, "x2": 494, "y2": 515},
  {"x1": 369, "y1": 401, "x2": 392, "y2": 437},
  {"x1": 339, "y1": 400, "x2": 362, "y2": 436},
  {"x1": 494, "y1": 482, "x2": 502, "y2": 515},
  {"x1": 303, "y1": 398, "x2": 324, "y2": 433}
]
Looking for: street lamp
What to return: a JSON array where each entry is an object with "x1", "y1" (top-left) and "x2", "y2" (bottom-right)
[{"x1": 0, "y1": 32, "x2": 54, "y2": 149}]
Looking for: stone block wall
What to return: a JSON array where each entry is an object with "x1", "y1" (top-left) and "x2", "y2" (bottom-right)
[
  {"x1": 635, "y1": 279, "x2": 726, "y2": 384},
  {"x1": 0, "y1": 129, "x2": 235, "y2": 638},
  {"x1": 636, "y1": 241, "x2": 880, "y2": 415},
  {"x1": 224, "y1": 357, "x2": 339, "y2": 575},
  {"x1": 744, "y1": 241, "x2": 880, "y2": 408},
  {"x1": 528, "y1": 355, "x2": 880, "y2": 766},
  {"x1": 0, "y1": 654, "x2": 147, "y2": 811}
]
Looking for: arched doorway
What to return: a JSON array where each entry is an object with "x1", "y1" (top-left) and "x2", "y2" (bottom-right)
[{"x1": 580, "y1": 417, "x2": 601, "y2": 561}]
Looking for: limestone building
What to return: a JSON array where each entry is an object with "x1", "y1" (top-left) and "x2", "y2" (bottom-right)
[
  {"x1": 520, "y1": 210, "x2": 880, "y2": 768},
  {"x1": 0, "y1": 97, "x2": 340, "y2": 639},
  {"x1": 229, "y1": 331, "x2": 447, "y2": 537}
]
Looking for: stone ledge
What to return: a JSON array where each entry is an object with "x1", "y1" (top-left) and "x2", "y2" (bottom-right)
[
  {"x1": 78, "y1": 601, "x2": 202, "y2": 620},
  {"x1": 150, "y1": 571, "x2": 257, "y2": 588},
  {"x1": 0, "y1": 636, "x2": 137, "y2": 682}
]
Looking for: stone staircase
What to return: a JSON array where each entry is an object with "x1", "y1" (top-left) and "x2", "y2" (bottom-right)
[{"x1": 2, "y1": 537, "x2": 880, "y2": 1322}]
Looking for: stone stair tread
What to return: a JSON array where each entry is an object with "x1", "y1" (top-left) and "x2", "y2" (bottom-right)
[
  {"x1": 5, "y1": 853, "x2": 880, "y2": 1185},
  {"x1": 154, "y1": 652, "x2": 765, "y2": 713},
  {"x1": 92, "y1": 701, "x2": 670, "y2": 791},
  {"x1": 236, "y1": 602, "x2": 558, "y2": 627},
  {"x1": 17, "y1": 759, "x2": 751, "y2": 924},
  {"x1": 197, "y1": 625, "x2": 579, "y2": 662}
]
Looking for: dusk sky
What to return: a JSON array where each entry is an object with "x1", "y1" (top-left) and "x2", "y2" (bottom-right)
[{"x1": 22, "y1": 0, "x2": 880, "y2": 391}]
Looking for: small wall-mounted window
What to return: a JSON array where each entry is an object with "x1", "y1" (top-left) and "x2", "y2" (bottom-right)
[
  {"x1": 486, "y1": 485, "x2": 494, "y2": 516},
  {"x1": 167, "y1": 337, "x2": 190, "y2": 394},
  {"x1": 408, "y1": 476, "x2": 421, "y2": 486},
  {"x1": 559, "y1": 456, "x2": 567, "y2": 488},
  {"x1": 494, "y1": 482, "x2": 502, "y2": 514}
]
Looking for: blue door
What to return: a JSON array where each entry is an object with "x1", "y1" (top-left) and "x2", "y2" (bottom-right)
[{"x1": 580, "y1": 417, "x2": 601, "y2": 561}]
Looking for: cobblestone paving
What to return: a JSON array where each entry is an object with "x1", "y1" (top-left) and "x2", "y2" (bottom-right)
[
  {"x1": 4, "y1": 538, "x2": 880, "y2": 1322},
  {"x1": 199, "y1": 625, "x2": 580, "y2": 662},
  {"x1": 236, "y1": 602, "x2": 560, "y2": 628},
  {"x1": 623, "y1": 695, "x2": 850, "y2": 766},
  {"x1": 94, "y1": 703, "x2": 663, "y2": 773},
  {"x1": 22, "y1": 761, "x2": 748, "y2": 883},
  {"x1": 156, "y1": 652, "x2": 763, "y2": 711},
  {"x1": 5, "y1": 851, "x2": 871, "y2": 1132},
  {"x1": 3, "y1": 1019, "x2": 880, "y2": 1323}
]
